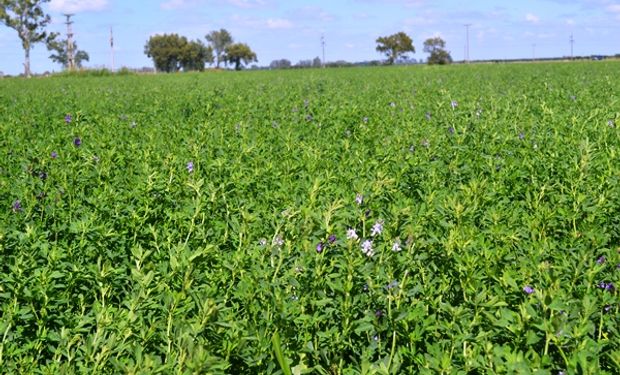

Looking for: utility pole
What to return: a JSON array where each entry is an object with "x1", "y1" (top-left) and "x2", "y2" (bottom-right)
[
  {"x1": 464, "y1": 24, "x2": 471, "y2": 63},
  {"x1": 569, "y1": 34, "x2": 574, "y2": 60},
  {"x1": 321, "y1": 34, "x2": 325, "y2": 68},
  {"x1": 64, "y1": 14, "x2": 75, "y2": 70},
  {"x1": 110, "y1": 26, "x2": 115, "y2": 71}
]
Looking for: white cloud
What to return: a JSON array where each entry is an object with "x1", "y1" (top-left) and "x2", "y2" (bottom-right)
[
  {"x1": 404, "y1": 16, "x2": 437, "y2": 26},
  {"x1": 50, "y1": 0, "x2": 107, "y2": 13},
  {"x1": 565, "y1": 18, "x2": 575, "y2": 25},
  {"x1": 608, "y1": 4, "x2": 620, "y2": 18},
  {"x1": 266, "y1": 18, "x2": 293, "y2": 29},
  {"x1": 525, "y1": 13, "x2": 540, "y2": 23},
  {"x1": 161, "y1": 0, "x2": 187, "y2": 10},
  {"x1": 608, "y1": 4, "x2": 620, "y2": 13},
  {"x1": 227, "y1": 0, "x2": 267, "y2": 8}
]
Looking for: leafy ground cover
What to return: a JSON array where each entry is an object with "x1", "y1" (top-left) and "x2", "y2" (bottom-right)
[{"x1": 1, "y1": 62, "x2": 619, "y2": 374}]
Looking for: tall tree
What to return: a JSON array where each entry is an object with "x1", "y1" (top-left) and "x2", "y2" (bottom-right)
[
  {"x1": 47, "y1": 38, "x2": 89, "y2": 69},
  {"x1": 224, "y1": 43, "x2": 256, "y2": 70},
  {"x1": 144, "y1": 33, "x2": 188, "y2": 72},
  {"x1": 423, "y1": 37, "x2": 452, "y2": 65},
  {"x1": 0, "y1": 0, "x2": 57, "y2": 77},
  {"x1": 181, "y1": 40, "x2": 213, "y2": 71},
  {"x1": 375, "y1": 31, "x2": 415, "y2": 65},
  {"x1": 205, "y1": 28, "x2": 232, "y2": 68}
]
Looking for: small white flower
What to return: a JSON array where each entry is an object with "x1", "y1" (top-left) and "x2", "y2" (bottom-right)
[
  {"x1": 361, "y1": 240, "x2": 374, "y2": 257},
  {"x1": 355, "y1": 193, "x2": 363, "y2": 205},
  {"x1": 346, "y1": 228, "x2": 359, "y2": 241},
  {"x1": 391, "y1": 240, "x2": 401, "y2": 252},
  {"x1": 272, "y1": 236, "x2": 284, "y2": 247},
  {"x1": 259, "y1": 238, "x2": 267, "y2": 247},
  {"x1": 371, "y1": 220, "x2": 384, "y2": 237}
]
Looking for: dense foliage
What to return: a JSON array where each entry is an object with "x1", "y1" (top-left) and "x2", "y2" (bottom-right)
[
  {"x1": 376, "y1": 32, "x2": 415, "y2": 65},
  {"x1": 144, "y1": 33, "x2": 213, "y2": 72},
  {"x1": 1, "y1": 62, "x2": 619, "y2": 373},
  {"x1": 423, "y1": 37, "x2": 452, "y2": 65}
]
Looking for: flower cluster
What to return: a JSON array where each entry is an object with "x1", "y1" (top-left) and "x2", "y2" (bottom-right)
[{"x1": 361, "y1": 240, "x2": 374, "y2": 257}]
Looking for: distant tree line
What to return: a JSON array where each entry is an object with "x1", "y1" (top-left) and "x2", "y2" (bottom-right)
[
  {"x1": 269, "y1": 57, "x2": 322, "y2": 69},
  {"x1": 13, "y1": 1, "x2": 617, "y2": 76},
  {"x1": 144, "y1": 29, "x2": 257, "y2": 72}
]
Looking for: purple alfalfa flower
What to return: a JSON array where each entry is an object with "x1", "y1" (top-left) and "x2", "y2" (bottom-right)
[
  {"x1": 386, "y1": 280, "x2": 398, "y2": 290},
  {"x1": 448, "y1": 126, "x2": 455, "y2": 135},
  {"x1": 12, "y1": 199, "x2": 22, "y2": 213},
  {"x1": 375, "y1": 309, "x2": 383, "y2": 318},
  {"x1": 409, "y1": 145, "x2": 415, "y2": 153},
  {"x1": 328, "y1": 234, "x2": 336, "y2": 244},
  {"x1": 389, "y1": 101, "x2": 396, "y2": 108},
  {"x1": 361, "y1": 240, "x2": 374, "y2": 257},
  {"x1": 186, "y1": 161, "x2": 194, "y2": 173},
  {"x1": 305, "y1": 114, "x2": 313, "y2": 122},
  {"x1": 597, "y1": 256, "x2": 606, "y2": 265},
  {"x1": 258, "y1": 238, "x2": 267, "y2": 247},
  {"x1": 425, "y1": 112, "x2": 431, "y2": 121},
  {"x1": 450, "y1": 100, "x2": 458, "y2": 109},
  {"x1": 569, "y1": 95, "x2": 576, "y2": 101},
  {"x1": 362, "y1": 117, "x2": 368, "y2": 123},
  {"x1": 38, "y1": 171, "x2": 47, "y2": 180},
  {"x1": 355, "y1": 193, "x2": 363, "y2": 205},
  {"x1": 518, "y1": 132, "x2": 525, "y2": 140},
  {"x1": 316, "y1": 242, "x2": 324, "y2": 253},
  {"x1": 346, "y1": 228, "x2": 359, "y2": 241},
  {"x1": 73, "y1": 137, "x2": 81, "y2": 147},
  {"x1": 371, "y1": 220, "x2": 384, "y2": 237},
  {"x1": 365, "y1": 209, "x2": 372, "y2": 218},
  {"x1": 421, "y1": 139, "x2": 430, "y2": 148},
  {"x1": 523, "y1": 285, "x2": 535, "y2": 295},
  {"x1": 608, "y1": 120, "x2": 615, "y2": 128},
  {"x1": 64, "y1": 114, "x2": 72, "y2": 123},
  {"x1": 597, "y1": 281, "x2": 615, "y2": 291},
  {"x1": 51, "y1": 151, "x2": 58, "y2": 159}
]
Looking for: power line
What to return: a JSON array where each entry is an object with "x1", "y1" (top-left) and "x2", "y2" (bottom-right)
[
  {"x1": 63, "y1": 14, "x2": 75, "y2": 70},
  {"x1": 321, "y1": 34, "x2": 325, "y2": 68},
  {"x1": 464, "y1": 24, "x2": 471, "y2": 62},
  {"x1": 110, "y1": 26, "x2": 115, "y2": 71}
]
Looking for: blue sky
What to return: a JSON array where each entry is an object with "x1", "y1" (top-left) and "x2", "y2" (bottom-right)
[{"x1": 0, "y1": 0, "x2": 619, "y2": 74}]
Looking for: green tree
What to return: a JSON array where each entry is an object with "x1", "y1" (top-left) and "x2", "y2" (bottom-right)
[
  {"x1": 224, "y1": 43, "x2": 257, "y2": 71},
  {"x1": 375, "y1": 31, "x2": 415, "y2": 65},
  {"x1": 181, "y1": 40, "x2": 213, "y2": 71},
  {"x1": 0, "y1": 0, "x2": 57, "y2": 77},
  {"x1": 423, "y1": 37, "x2": 453, "y2": 65},
  {"x1": 205, "y1": 28, "x2": 233, "y2": 68},
  {"x1": 47, "y1": 38, "x2": 89, "y2": 69},
  {"x1": 144, "y1": 33, "x2": 188, "y2": 72}
]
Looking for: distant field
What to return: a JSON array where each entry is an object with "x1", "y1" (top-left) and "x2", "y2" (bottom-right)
[{"x1": 1, "y1": 62, "x2": 619, "y2": 373}]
